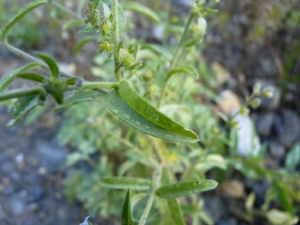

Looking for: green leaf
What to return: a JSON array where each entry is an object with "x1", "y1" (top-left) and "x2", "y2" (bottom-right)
[
  {"x1": 7, "y1": 96, "x2": 40, "y2": 127},
  {"x1": 167, "y1": 65, "x2": 198, "y2": 80},
  {"x1": 141, "y1": 44, "x2": 173, "y2": 60},
  {"x1": 105, "y1": 82, "x2": 198, "y2": 143},
  {"x1": 122, "y1": 2, "x2": 161, "y2": 24},
  {"x1": 36, "y1": 53, "x2": 59, "y2": 77},
  {"x1": 73, "y1": 36, "x2": 99, "y2": 55},
  {"x1": 99, "y1": 177, "x2": 152, "y2": 190},
  {"x1": 54, "y1": 90, "x2": 105, "y2": 112},
  {"x1": 185, "y1": 17, "x2": 207, "y2": 47},
  {"x1": 156, "y1": 180, "x2": 218, "y2": 199},
  {"x1": 166, "y1": 199, "x2": 187, "y2": 225},
  {"x1": 121, "y1": 189, "x2": 133, "y2": 225},
  {"x1": 1, "y1": 0, "x2": 48, "y2": 42},
  {"x1": 79, "y1": 25, "x2": 96, "y2": 35},
  {"x1": 285, "y1": 143, "x2": 300, "y2": 172},
  {"x1": 273, "y1": 180, "x2": 294, "y2": 215},
  {"x1": 0, "y1": 62, "x2": 40, "y2": 92},
  {"x1": 118, "y1": 6, "x2": 126, "y2": 35},
  {"x1": 16, "y1": 73, "x2": 46, "y2": 83}
]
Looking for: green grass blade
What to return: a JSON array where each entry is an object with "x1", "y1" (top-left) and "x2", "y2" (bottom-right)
[{"x1": 36, "y1": 53, "x2": 59, "y2": 77}]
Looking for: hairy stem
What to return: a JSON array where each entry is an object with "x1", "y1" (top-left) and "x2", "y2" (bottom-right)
[
  {"x1": 0, "y1": 86, "x2": 44, "y2": 101},
  {"x1": 157, "y1": 13, "x2": 194, "y2": 109},
  {"x1": 113, "y1": 0, "x2": 122, "y2": 82},
  {"x1": 138, "y1": 165, "x2": 162, "y2": 225},
  {"x1": 67, "y1": 82, "x2": 118, "y2": 90},
  {"x1": 0, "y1": 41, "x2": 77, "y2": 79}
]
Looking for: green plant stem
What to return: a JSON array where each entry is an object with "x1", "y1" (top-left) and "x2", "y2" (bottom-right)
[
  {"x1": 157, "y1": 13, "x2": 194, "y2": 109},
  {"x1": 51, "y1": 0, "x2": 82, "y2": 19},
  {"x1": 0, "y1": 86, "x2": 43, "y2": 101},
  {"x1": 113, "y1": 0, "x2": 122, "y2": 82},
  {"x1": 0, "y1": 41, "x2": 77, "y2": 79},
  {"x1": 138, "y1": 165, "x2": 162, "y2": 225},
  {"x1": 67, "y1": 82, "x2": 118, "y2": 90}
]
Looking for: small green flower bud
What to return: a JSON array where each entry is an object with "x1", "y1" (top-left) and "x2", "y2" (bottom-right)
[
  {"x1": 119, "y1": 49, "x2": 135, "y2": 67},
  {"x1": 230, "y1": 121, "x2": 239, "y2": 129},
  {"x1": 143, "y1": 72, "x2": 153, "y2": 82},
  {"x1": 99, "y1": 40, "x2": 113, "y2": 55},
  {"x1": 212, "y1": 127, "x2": 220, "y2": 135},
  {"x1": 262, "y1": 87, "x2": 274, "y2": 98},
  {"x1": 250, "y1": 98, "x2": 261, "y2": 108},
  {"x1": 253, "y1": 83, "x2": 261, "y2": 94},
  {"x1": 100, "y1": 20, "x2": 112, "y2": 36},
  {"x1": 239, "y1": 106, "x2": 249, "y2": 116}
]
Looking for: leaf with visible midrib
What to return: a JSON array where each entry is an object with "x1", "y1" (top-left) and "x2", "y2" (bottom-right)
[
  {"x1": 156, "y1": 180, "x2": 218, "y2": 199},
  {"x1": 99, "y1": 177, "x2": 152, "y2": 190},
  {"x1": 105, "y1": 82, "x2": 198, "y2": 143},
  {"x1": 115, "y1": 80, "x2": 198, "y2": 142}
]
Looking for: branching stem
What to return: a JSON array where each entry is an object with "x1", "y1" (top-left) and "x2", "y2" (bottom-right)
[{"x1": 157, "y1": 13, "x2": 194, "y2": 109}]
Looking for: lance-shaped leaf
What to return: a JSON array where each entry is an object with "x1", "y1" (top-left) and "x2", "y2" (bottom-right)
[
  {"x1": 0, "y1": 62, "x2": 40, "y2": 92},
  {"x1": 1, "y1": 0, "x2": 48, "y2": 42},
  {"x1": 167, "y1": 65, "x2": 198, "y2": 81},
  {"x1": 285, "y1": 143, "x2": 300, "y2": 172},
  {"x1": 107, "y1": 80, "x2": 198, "y2": 143},
  {"x1": 7, "y1": 95, "x2": 41, "y2": 127},
  {"x1": 141, "y1": 44, "x2": 173, "y2": 61},
  {"x1": 99, "y1": 177, "x2": 152, "y2": 190},
  {"x1": 54, "y1": 90, "x2": 105, "y2": 111},
  {"x1": 121, "y1": 189, "x2": 133, "y2": 225},
  {"x1": 122, "y1": 2, "x2": 161, "y2": 24},
  {"x1": 16, "y1": 73, "x2": 46, "y2": 83},
  {"x1": 36, "y1": 53, "x2": 59, "y2": 77},
  {"x1": 156, "y1": 180, "x2": 218, "y2": 199}
]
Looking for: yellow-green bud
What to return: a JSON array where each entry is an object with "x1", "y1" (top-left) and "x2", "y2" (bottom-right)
[
  {"x1": 212, "y1": 127, "x2": 220, "y2": 135},
  {"x1": 250, "y1": 98, "x2": 261, "y2": 108},
  {"x1": 262, "y1": 87, "x2": 274, "y2": 98},
  {"x1": 239, "y1": 106, "x2": 249, "y2": 116},
  {"x1": 230, "y1": 121, "x2": 239, "y2": 129},
  {"x1": 99, "y1": 40, "x2": 113, "y2": 54},
  {"x1": 100, "y1": 20, "x2": 111, "y2": 36},
  {"x1": 143, "y1": 72, "x2": 153, "y2": 82},
  {"x1": 119, "y1": 49, "x2": 135, "y2": 67}
]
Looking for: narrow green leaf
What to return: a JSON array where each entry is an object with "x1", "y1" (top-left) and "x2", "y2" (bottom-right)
[
  {"x1": 65, "y1": 78, "x2": 77, "y2": 85},
  {"x1": 101, "y1": 2, "x2": 111, "y2": 18},
  {"x1": 156, "y1": 180, "x2": 218, "y2": 199},
  {"x1": 122, "y1": 2, "x2": 161, "y2": 24},
  {"x1": 167, "y1": 65, "x2": 198, "y2": 80},
  {"x1": 99, "y1": 177, "x2": 152, "y2": 190},
  {"x1": 16, "y1": 73, "x2": 46, "y2": 83},
  {"x1": 0, "y1": 62, "x2": 40, "y2": 92},
  {"x1": 36, "y1": 53, "x2": 59, "y2": 77},
  {"x1": 79, "y1": 25, "x2": 96, "y2": 35},
  {"x1": 1, "y1": 0, "x2": 48, "y2": 42},
  {"x1": 141, "y1": 44, "x2": 173, "y2": 61},
  {"x1": 114, "y1": 80, "x2": 199, "y2": 142},
  {"x1": 122, "y1": 189, "x2": 133, "y2": 225},
  {"x1": 185, "y1": 17, "x2": 207, "y2": 47},
  {"x1": 285, "y1": 143, "x2": 300, "y2": 172},
  {"x1": 7, "y1": 95, "x2": 40, "y2": 127},
  {"x1": 54, "y1": 90, "x2": 105, "y2": 112},
  {"x1": 105, "y1": 88, "x2": 198, "y2": 143},
  {"x1": 73, "y1": 36, "x2": 99, "y2": 55},
  {"x1": 167, "y1": 199, "x2": 187, "y2": 225}
]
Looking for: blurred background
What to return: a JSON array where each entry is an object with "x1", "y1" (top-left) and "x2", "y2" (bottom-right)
[{"x1": 0, "y1": 0, "x2": 300, "y2": 224}]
